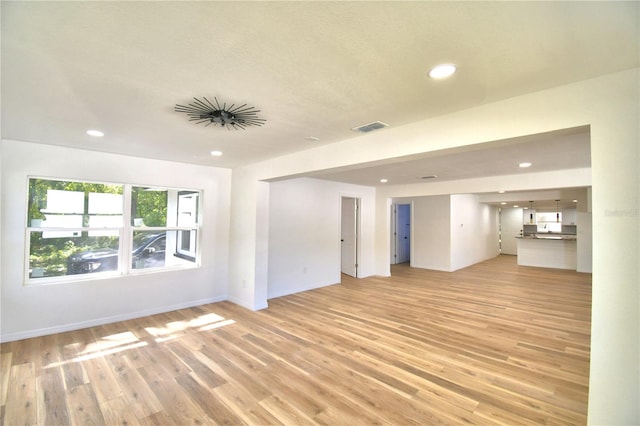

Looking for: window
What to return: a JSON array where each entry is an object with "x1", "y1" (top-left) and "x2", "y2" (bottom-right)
[
  {"x1": 535, "y1": 211, "x2": 562, "y2": 233},
  {"x1": 176, "y1": 191, "x2": 199, "y2": 261},
  {"x1": 27, "y1": 178, "x2": 201, "y2": 283}
]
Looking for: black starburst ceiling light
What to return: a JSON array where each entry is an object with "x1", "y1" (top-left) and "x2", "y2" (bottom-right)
[{"x1": 174, "y1": 97, "x2": 266, "y2": 130}]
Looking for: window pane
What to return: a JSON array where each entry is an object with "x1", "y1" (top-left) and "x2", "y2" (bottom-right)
[
  {"x1": 133, "y1": 230, "x2": 196, "y2": 270},
  {"x1": 180, "y1": 230, "x2": 191, "y2": 250},
  {"x1": 131, "y1": 187, "x2": 168, "y2": 227},
  {"x1": 30, "y1": 231, "x2": 119, "y2": 278},
  {"x1": 41, "y1": 215, "x2": 83, "y2": 237},
  {"x1": 178, "y1": 191, "x2": 199, "y2": 226},
  {"x1": 169, "y1": 229, "x2": 197, "y2": 264},
  {"x1": 89, "y1": 192, "x2": 123, "y2": 215},
  {"x1": 28, "y1": 178, "x2": 123, "y2": 227},
  {"x1": 176, "y1": 229, "x2": 197, "y2": 260},
  {"x1": 88, "y1": 216, "x2": 121, "y2": 236},
  {"x1": 45, "y1": 190, "x2": 84, "y2": 214},
  {"x1": 132, "y1": 231, "x2": 167, "y2": 270}
]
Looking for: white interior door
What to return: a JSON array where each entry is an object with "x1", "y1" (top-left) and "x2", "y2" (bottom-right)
[
  {"x1": 500, "y1": 208, "x2": 523, "y2": 255},
  {"x1": 341, "y1": 197, "x2": 358, "y2": 277}
]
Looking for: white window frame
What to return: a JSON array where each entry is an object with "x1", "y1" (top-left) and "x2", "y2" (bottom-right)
[
  {"x1": 25, "y1": 177, "x2": 202, "y2": 285},
  {"x1": 175, "y1": 191, "x2": 199, "y2": 261}
]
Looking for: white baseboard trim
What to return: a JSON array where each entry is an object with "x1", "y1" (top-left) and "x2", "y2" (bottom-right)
[
  {"x1": 1, "y1": 296, "x2": 227, "y2": 343},
  {"x1": 227, "y1": 295, "x2": 269, "y2": 311},
  {"x1": 267, "y1": 281, "x2": 339, "y2": 300},
  {"x1": 253, "y1": 300, "x2": 269, "y2": 311}
]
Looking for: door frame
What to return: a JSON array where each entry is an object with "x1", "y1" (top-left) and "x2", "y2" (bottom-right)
[
  {"x1": 340, "y1": 196, "x2": 360, "y2": 278},
  {"x1": 391, "y1": 203, "x2": 411, "y2": 264},
  {"x1": 391, "y1": 202, "x2": 412, "y2": 265}
]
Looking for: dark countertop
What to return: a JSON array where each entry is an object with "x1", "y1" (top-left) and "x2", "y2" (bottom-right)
[{"x1": 517, "y1": 234, "x2": 577, "y2": 240}]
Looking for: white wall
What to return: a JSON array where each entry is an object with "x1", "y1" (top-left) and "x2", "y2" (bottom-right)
[
  {"x1": 227, "y1": 168, "x2": 269, "y2": 311},
  {"x1": 576, "y1": 211, "x2": 592, "y2": 273},
  {"x1": 410, "y1": 195, "x2": 451, "y2": 271},
  {"x1": 574, "y1": 192, "x2": 593, "y2": 274},
  {"x1": 267, "y1": 178, "x2": 375, "y2": 299},
  {"x1": 450, "y1": 194, "x2": 500, "y2": 271},
  {"x1": 0, "y1": 140, "x2": 232, "y2": 342}
]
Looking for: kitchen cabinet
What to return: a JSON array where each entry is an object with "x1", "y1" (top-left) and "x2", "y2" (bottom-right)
[
  {"x1": 562, "y1": 208, "x2": 577, "y2": 225},
  {"x1": 516, "y1": 236, "x2": 577, "y2": 270}
]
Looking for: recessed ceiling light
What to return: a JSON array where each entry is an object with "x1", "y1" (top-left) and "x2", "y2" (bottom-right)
[
  {"x1": 498, "y1": 190, "x2": 506, "y2": 194},
  {"x1": 513, "y1": 205, "x2": 519, "y2": 208},
  {"x1": 501, "y1": 202, "x2": 507, "y2": 205},
  {"x1": 304, "y1": 136, "x2": 320, "y2": 142},
  {"x1": 573, "y1": 199, "x2": 578, "y2": 203},
  {"x1": 86, "y1": 129, "x2": 104, "y2": 137},
  {"x1": 380, "y1": 179, "x2": 388, "y2": 183},
  {"x1": 518, "y1": 162, "x2": 532, "y2": 168},
  {"x1": 428, "y1": 64, "x2": 456, "y2": 79},
  {"x1": 210, "y1": 150, "x2": 223, "y2": 157}
]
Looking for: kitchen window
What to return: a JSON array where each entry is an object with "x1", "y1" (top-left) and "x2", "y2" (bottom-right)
[
  {"x1": 26, "y1": 178, "x2": 201, "y2": 284},
  {"x1": 535, "y1": 211, "x2": 563, "y2": 233}
]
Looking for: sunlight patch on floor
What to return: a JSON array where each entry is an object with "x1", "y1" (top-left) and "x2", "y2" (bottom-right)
[
  {"x1": 80, "y1": 331, "x2": 139, "y2": 354},
  {"x1": 145, "y1": 312, "x2": 235, "y2": 341},
  {"x1": 43, "y1": 310, "x2": 235, "y2": 369}
]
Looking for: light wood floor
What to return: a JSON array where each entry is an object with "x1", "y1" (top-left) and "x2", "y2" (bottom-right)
[{"x1": 1, "y1": 255, "x2": 592, "y2": 425}]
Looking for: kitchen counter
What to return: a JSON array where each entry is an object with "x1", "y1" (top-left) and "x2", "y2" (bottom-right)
[
  {"x1": 516, "y1": 236, "x2": 577, "y2": 270},
  {"x1": 517, "y1": 233, "x2": 577, "y2": 240}
]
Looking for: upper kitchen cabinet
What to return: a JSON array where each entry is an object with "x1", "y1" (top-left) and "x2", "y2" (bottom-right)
[{"x1": 562, "y1": 208, "x2": 577, "y2": 225}]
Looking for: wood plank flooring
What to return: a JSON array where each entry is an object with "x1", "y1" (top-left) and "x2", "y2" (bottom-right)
[{"x1": 1, "y1": 255, "x2": 592, "y2": 425}]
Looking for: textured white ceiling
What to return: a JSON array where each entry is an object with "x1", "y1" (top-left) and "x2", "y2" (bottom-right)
[{"x1": 2, "y1": 1, "x2": 638, "y2": 177}]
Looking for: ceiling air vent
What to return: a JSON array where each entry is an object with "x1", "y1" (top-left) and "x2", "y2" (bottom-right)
[{"x1": 351, "y1": 121, "x2": 389, "y2": 133}]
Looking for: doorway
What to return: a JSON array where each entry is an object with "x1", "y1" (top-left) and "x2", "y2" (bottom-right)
[
  {"x1": 392, "y1": 203, "x2": 411, "y2": 264},
  {"x1": 500, "y1": 207, "x2": 522, "y2": 255},
  {"x1": 341, "y1": 197, "x2": 359, "y2": 277}
]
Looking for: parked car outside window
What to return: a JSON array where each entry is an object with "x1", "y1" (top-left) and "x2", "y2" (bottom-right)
[{"x1": 67, "y1": 233, "x2": 166, "y2": 274}]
